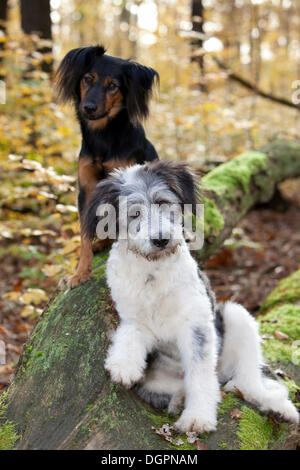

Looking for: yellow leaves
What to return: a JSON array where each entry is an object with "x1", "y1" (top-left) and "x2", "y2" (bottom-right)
[
  {"x1": 3, "y1": 288, "x2": 48, "y2": 310},
  {"x1": 62, "y1": 221, "x2": 80, "y2": 232},
  {"x1": 61, "y1": 236, "x2": 80, "y2": 255},
  {"x1": 20, "y1": 159, "x2": 42, "y2": 171},
  {"x1": 57, "y1": 126, "x2": 72, "y2": 138},
  {"x1": 56, "y1": 204, "x2": 77, "y2": 214},
  {"x1": 19, "y1": 228, "x2": 56, "y2": 237},
  {"x1": 8, "y1": 154, "x2": 22, "y2": 161},
  {"x1": 36, "y1": 191, "x2": 57, "y2": 200},
  {"x1": 203, "y1": 103, "x2": 219, "y2": 111},
  {"x1": 0, "y1": 224, "x2": 13, "y2": 239},
  {"x1": 41, "y1": 264, "x2": 62, "y2": 277},
  {"x1": 20, "y1": 288, "x2": 48, "y2": 306},
  {"x1": 20, "y1": 305, "x2": 43, "y2": 318},
  {"x1": 3, "y1": 291, "x2": 21, "y2": 302}
]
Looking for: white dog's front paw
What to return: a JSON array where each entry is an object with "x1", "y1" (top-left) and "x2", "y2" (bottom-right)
[
  {"x1": 174, "y1": 409, "x2": 217, "y2": 434},
  {"x1": 104, "y1": 355, "x2": 144, "y2": 389}
]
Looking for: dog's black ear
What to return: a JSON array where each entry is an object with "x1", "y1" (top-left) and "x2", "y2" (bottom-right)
[
  {"x1": 146, "y1": 160, "x2": 198, "y2": 213},
  {"x1": 83, "y1": 173, "x2": 122, "y2": 241},
  {"x1": 55, "y1": 45, "x2": 106, "y2": 103},
  {"x1": 123, "y1": 62, "x2": 159, "y2": 123}
]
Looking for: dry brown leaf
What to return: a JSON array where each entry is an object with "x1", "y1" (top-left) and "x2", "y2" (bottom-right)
[
  {"x1": 274, "y1": 330, "x2": 289, "y2": 340},
  {"x1": 195, "y1": 442, "x2": 208, "y2": 450},
  {"x1": 230, "y1": 408, "x2": 243, "y2": 420},
  {"x1": 234, "y1": 387, "x2": 244, "y2": 399}
]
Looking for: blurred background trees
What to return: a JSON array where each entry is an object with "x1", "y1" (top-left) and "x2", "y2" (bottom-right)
[{"x1": 0, "y1": 0, "x2": 299, "y2": 391}]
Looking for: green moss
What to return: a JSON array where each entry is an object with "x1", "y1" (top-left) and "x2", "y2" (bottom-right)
[
  {"x1": 92, "y1": 263, "x2": 106, "y2": 280},
  {"x1": 202, "y1": 198, "x2": 224, "y2": 237},
  {"x1": 219, "y1": 442, "x2": 227, "y2": 447},
  {"x1": 237, "y1": 406, "x2": 276, "y2": 450},
  {"x1": 0, "y1": 422, "x2": 18, "y2": 450},
  {"x1": 260, "y1": 270, "x2": 300, "y2": 313},
  {"x1": 259, "y1": 304, "x2": 300, "y2": 362},
  {"x1": 218, "y1": 393, "x2": 240, "y2": 416},
  {"x1": 92, "y1": 251, "x2": 109, "y2": 280},
  {"x1": 281, "y1": 377, "x2": 300, "y2": 402},
  {"x1": 202, "y1": 151, "x2": 268, "y2": 200},
  {"x1": 0, "y1": 392, "x2": 19, "y2": 450}
]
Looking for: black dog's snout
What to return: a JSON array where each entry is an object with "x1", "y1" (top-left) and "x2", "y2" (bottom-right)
[
  {"x1": 84, "y1": 102, "x2": 97, "y2": 114},
  {"x1": 152, "y1": 238, "x2": 169, "y2": 249}
]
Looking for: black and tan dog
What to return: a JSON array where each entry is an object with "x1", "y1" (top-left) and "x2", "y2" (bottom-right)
[{"x1": 55, "y1": 45, "x2": 159, "y2": 288}]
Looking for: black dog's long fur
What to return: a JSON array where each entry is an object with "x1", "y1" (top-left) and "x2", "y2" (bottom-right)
[
  {"x1": 55, "y1": 45, "x2": 159, "y2": 287},
  {"x1": 56, "y1": 45, "x2": 159, "y2": 169}
]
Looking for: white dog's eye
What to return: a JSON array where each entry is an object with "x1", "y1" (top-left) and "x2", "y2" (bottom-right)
[{"x1": 133, "y1": 210, "x2": 140, "y2": 218}]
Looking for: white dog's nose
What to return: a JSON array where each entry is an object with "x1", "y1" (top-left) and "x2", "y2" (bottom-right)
[{"x1": 152, "y1": 238, "x2": 169, "y2": 248}]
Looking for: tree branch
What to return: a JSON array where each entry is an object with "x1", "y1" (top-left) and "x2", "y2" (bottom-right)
[{"x1": 213, "y1": 56, "x2": 299, "y2": 111}]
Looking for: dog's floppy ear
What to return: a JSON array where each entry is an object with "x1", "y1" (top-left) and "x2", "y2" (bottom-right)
[
  {"x1": 55, "y1": 45, "x2": 106, "y2": 103},
  {"x1": 146, "y1": 160, "x2": 198, "y2": 213},
  {"x1": 123, "y1": 61, "x2": 159, "y2": 123},
  {"x1": 83, "y1": 172, "x2": 122, "y2": 241}
]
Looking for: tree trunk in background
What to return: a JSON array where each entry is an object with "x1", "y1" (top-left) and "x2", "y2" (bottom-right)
[
  {"x1": 0, "y1": 0, "x2": 8, "y2": 80},
  {"x1": 0, "y1": 0, "x2": 7, "y2": 28},
  {"x1": 191, "y1": 0, "x2": 205, "y2": 90},
  {"x1": 20, "y1": 0, "x2": 52, "y2": 73},
  {"x1": 197, "y1": 139, "x2": 300, "y2": 262},
  {"x1": 1, "y1": 139, "x2": 300, "y2": 450}
]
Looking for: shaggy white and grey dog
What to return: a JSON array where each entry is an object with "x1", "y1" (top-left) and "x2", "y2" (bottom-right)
[{"x1": 84, "y1": 160, "x2": 299, "y2": 433}]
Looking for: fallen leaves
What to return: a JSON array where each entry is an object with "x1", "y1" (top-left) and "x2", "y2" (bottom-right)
[
  {"x1": 151, "y1": 424, "x2": 208, "y2": 450},
  {"x1": 234, "y1": 388, "x2": 244, "y2": 400},
  {"x1": 230, "y1": 408, "x2": 243, "y2": 420},
  {"x1": 20, "y1": 288, "x2": 48, "y2": 305}
]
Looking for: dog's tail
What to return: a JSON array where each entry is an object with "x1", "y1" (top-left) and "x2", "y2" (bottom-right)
[{"x1": 217, "y1": 301, "x2": 299, "y2": 424}]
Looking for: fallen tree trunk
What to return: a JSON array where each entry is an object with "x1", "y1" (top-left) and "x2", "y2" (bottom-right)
[
  {"x1": 1, "y1": 139, "x2": 300, "y2": 450},
  {"x1": 198, "y1": 139, "x2": 300, "y2": 261}
]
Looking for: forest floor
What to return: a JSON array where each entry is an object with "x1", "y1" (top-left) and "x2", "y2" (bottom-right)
[{"x1": 0, "y1": 179, "x2": 300, "y2": 391}]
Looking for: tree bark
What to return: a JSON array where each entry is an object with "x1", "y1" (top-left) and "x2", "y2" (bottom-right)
[
  {"x1": 0, "y1": 0, "x2": 7, "y2": 27},
  {"x1": 191, "y1": 0, "x2": 205, "y2": 90},
  {"x1": 0, "y1": 0, "x2": 8, "y2": 79},
  {"x1": 1, "y1": 139, "x2": 300, "y2": 450},
  {"x1": 20, "y1": 0, "x2": 53, "y2": 74}
]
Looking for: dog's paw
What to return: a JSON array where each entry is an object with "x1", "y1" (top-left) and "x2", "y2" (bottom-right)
[
  {"x1": 67, "y1": 270, "x2": 91, "y2": 289},
  {"x1": 174, "y1": 409, "x2": 217, "y2": 434},
  {"x1": 104, "y1": 356, "x2": 144, "y2": 389}
]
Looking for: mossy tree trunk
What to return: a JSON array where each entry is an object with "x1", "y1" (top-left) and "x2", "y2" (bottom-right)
[
  {"x1": 198, "y1": 139, "x2": 300, "y2": 261},
  {"x1": 1, "y1": 139, "x2": 300, "y2": 450}
]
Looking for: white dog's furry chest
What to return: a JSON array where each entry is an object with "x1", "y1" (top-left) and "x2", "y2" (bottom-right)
[{"x1": 106, "y1": 241, "x2": 207, "y2": 339}]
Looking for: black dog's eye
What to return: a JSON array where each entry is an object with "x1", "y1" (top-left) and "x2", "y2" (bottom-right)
[
  {"x1": 84, "y1": 75, "x2": 94, "y2": 85},
  {"x1": 107, "y1": 82, "x2": 118, "y2": 92}
]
